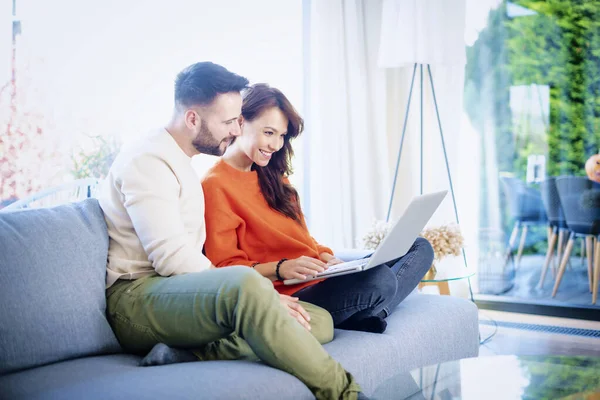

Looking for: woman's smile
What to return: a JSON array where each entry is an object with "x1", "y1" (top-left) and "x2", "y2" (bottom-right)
[{"x1": 259, "y1": 149, "x2": 273, "y2": 159}]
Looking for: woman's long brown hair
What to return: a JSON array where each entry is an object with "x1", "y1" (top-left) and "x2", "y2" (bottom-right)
[{"x1": 242, "y1": 84, "x2": 303, "y2": 221}]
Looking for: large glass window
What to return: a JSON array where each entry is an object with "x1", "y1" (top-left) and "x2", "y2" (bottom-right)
[
  {"x1": 465, "y1": 0, "x2": 600, "y2": 311},
  {"x1": 0, "y1": 0, "x2": 304, "y2": 206}
]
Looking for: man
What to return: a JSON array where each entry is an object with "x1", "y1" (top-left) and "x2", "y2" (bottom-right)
[{"x1": 98, "y1": 62, "x2": 362, "y2": 400}]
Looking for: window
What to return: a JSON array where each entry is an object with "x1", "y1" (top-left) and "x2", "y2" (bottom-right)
[
  {"x1": 465, "y1": 0, "x2": 600, "y2": 312},
  {"x1": 0, "y1": 0, "x2": 304, "y2": 205}
]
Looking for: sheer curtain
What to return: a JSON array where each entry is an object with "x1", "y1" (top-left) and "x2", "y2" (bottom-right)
[
  {"x1": 303, "y1": 0, "x2": 390, "y2": 250},
  {"x1": 305, "y1": 0, "x2": 478, "y2": 295},
  {"x1": 17, "y1": 0, "x2": 304, "y2": 141},
  {"x1": 6, "y1": 0, "x2": 304, "y2": 194},
  {"x1": 378, "y1": 0, "x2": 478, "y2": 295}
]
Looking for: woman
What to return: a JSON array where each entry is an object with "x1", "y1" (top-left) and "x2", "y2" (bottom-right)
[{"x1": 202, "y1": 84, "x2": 434, "y2": 333}]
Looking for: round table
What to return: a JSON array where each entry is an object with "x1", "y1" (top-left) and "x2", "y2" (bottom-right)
[{"x1": 418, "y1": 271, "x2": 475, "y2": 295}]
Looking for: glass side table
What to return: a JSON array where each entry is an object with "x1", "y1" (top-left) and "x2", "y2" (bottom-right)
[
  {"x1": 334, "y1": 249, "x2": 475, "y2": 296},
  {"x1": 418, "y1": 272, "x2": 475, "y2": 295}
]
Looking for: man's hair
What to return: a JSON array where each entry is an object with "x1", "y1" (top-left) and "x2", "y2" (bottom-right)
[{"x1": 174, "y1": 62, "x2": 249, "y2": 109}]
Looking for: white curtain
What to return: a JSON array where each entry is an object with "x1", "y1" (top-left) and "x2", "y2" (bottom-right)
[
  {"x1": 305, "y1": 0, "x2": 479, "y2": 296},
  {"x1": 11, "y1": 0, "x2": 304, "y2": 188},
  {"x1": 379, "y1": 0, "x2": 479, "y2": 295},
  {"x1": 378, "y1": 0, "x2": 466, "y2": 67},
  {"x1": 304, "y1": 0, "x2": 390, "y2": 250}
]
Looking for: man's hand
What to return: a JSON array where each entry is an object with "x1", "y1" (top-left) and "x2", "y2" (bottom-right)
[{"x1": 279, "y1": 294, "x2": 311, "y2": 331}]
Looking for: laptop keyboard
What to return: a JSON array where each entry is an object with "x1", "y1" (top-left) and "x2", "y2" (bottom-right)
[{"x1": 322, "y1": 258, "x2": 369, "y2": 274}]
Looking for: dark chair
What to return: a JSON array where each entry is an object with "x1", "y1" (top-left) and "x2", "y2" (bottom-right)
[
  {"x1": 500, "y1": 177, "x2": 547, "y2": 269},
  {"x1": 553, "y1": 176, "x2": 600, "y2": 304},
  {"x1": 539, "y1": 178, "x2": 571, "y2": 288}
]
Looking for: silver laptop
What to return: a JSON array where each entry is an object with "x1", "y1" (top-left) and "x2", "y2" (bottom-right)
[{"x1": 284, "y1": 190, "x2": 448, "y2": 285}]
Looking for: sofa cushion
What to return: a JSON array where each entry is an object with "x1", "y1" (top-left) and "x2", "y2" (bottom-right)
[
  {"x1": 325, "y1": 293, "x2": 480, "y2": 392},
  {"x1": 0, "y1": 293, "x2": 479, "y2": 399},
  {"x1": 0, "y1": 199, "x2": 121, "y2": 375},
  {"x1": 0, "y1": 354, "x2": 316, "y2": 400}
]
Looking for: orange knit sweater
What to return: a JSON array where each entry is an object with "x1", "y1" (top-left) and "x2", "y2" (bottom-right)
[{"x1": 202, "y1": 159, "x2": 332, "y2": 296}]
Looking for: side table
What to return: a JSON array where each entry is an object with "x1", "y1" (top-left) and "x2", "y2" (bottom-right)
[{"x1": 418, "y1": 272, "x2": 475, "y2": 295}]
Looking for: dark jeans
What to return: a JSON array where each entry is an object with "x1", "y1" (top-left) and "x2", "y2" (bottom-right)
[{"x1": 293, "y1": 237, "x2": 434, "y2": 326}]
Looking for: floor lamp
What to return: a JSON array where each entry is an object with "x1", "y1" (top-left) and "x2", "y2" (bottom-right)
[
  {"x1": 378, "y1": 0, "x2": 473, "y2": 296},
  {"x1": 384, "y1": 63, "x2": 474, "y2": 302}
]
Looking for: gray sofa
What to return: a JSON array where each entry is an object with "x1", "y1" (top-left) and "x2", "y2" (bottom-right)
[{"x1": 0, "y1": 199, "x2": 479, "y2": 399}]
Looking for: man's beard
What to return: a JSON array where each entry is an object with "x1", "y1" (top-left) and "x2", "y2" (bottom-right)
[{"x1": 192, "y1": 123, "x2": 231, "y2": 156}]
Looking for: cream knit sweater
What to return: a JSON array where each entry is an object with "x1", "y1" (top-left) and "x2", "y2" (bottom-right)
[{"x1": 98, "y1": 128, "x2": 212, "y2": 288}]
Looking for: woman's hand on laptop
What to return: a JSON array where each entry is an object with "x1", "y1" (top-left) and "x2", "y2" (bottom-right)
[
  {"x1": 279, "y1": 294, "x2": 311, "y2": 331},
  {"x1": 279, "y1": 256, "x2": 327, "y2": 280},
  {"x1": 319, "y1": 252, "x2": 344, "y2": 266}
]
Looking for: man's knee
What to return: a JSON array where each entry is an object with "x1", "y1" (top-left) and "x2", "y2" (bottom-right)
[
  {"x1": 302, "y1": 302, "x2": 334, "y2": 344},
  {"x1": 222, "y1": 266, "x2": 275, "y2": 305},
  {"x1": 231, "y1": 266, "x2": 272, "y2": 292}
]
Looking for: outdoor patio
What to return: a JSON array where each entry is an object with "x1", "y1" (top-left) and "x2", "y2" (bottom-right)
[{"x1": 480, "y1": 254, "x2": 600, "y2": 310}]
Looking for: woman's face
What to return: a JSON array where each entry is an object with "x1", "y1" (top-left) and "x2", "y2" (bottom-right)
[{"x1": 240, "y1": 107, "x2": 288, "y2": 167}]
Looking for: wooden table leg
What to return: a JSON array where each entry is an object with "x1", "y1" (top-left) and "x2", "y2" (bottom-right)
[
  {"x1": 438, "y1": 281, "x2": 450, "y2": 295},
  {"x1": 418, "y1": 281, "x2": 451, "y2": 295}
]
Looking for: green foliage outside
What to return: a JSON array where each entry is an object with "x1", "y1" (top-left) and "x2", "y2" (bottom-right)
[
  {"x1": 508, "y1": 0, "x2": 600, "y2": 176},
  {"x1": 520, "y1": 356, "x2": 600, "y2": 399},
  {"x1": 70, "y1": 135, "x2": 121, "y2": 180},
  {"x1": 465, "y1": 0, "x2": 600, "y2": 255}
]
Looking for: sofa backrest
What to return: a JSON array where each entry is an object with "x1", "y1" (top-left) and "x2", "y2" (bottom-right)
[{"x1": 0, "y1": 199, "x2": 121, "y2": 375}]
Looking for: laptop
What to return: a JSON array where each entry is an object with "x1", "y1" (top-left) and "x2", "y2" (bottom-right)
[{"x1": 283, "y1": 190, "x2": 448, "y2": 285}]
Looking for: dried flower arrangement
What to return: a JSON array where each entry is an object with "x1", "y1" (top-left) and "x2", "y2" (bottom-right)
[
  {"x1": 361, "y1": 220, "x2": 394, "y2": 251},
  {"x1": 361, "y1": 220, "x2": 465, "y2": 278}
]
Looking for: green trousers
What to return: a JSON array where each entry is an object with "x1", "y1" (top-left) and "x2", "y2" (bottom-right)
[{"x1": 106, "y1": 267, "x2": 361, "y2": 400}]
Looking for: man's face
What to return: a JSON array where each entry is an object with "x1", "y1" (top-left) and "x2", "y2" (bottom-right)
[{"x1": 191, "y1": 92, "x2": 242, "y2": 156}]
